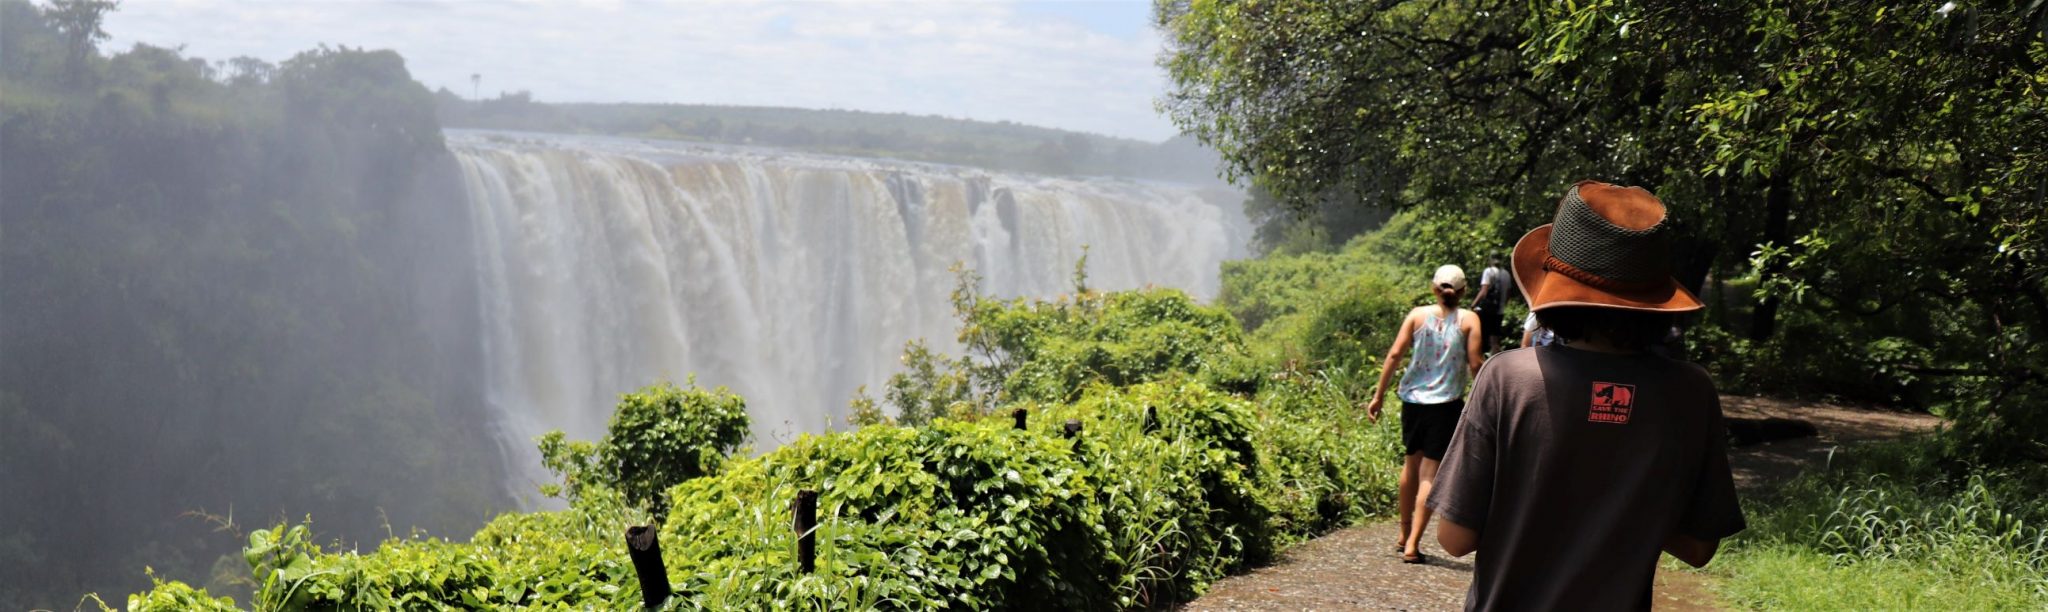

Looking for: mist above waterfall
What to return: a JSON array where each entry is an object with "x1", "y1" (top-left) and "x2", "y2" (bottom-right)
[{"x1": 453, "y1": 131, "x2": 1248, "y2": 502}]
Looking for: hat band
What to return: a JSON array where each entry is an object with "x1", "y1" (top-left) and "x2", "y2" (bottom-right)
[{"x1": 1543, "y1": 255, "x2": 1668, "y2": 293}]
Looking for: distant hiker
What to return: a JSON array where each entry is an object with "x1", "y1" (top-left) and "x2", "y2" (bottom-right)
[
  {"x1": 1430, "y1": 181, "x2": 1746, "y2": 610},
  {"x1": 1362, "y1": 264, "x2": 1484, "y2": 564},
  {"x1": 1471, "y1": 255, "x2": 1512, "y2": 352},
  {"x1": 1519, "y1": 312, "x2": 1554, "y2": 348}
]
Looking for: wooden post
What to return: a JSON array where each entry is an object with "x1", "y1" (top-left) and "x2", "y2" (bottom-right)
[
  {"x1": 794, "y1": 489, "x2": 818, "y2": 574},
  {"x1": 625, "y1": 525, "x2": 670, "y2": 609},
  {"x1": 1012, "y1": 408, "x2": 1028, "y2": 430}
]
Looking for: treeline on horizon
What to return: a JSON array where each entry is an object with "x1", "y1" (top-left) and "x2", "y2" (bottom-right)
[
  {"x1": 1, "y1": 0, "x2": 507, "y2": 606},
  {"x1": 434, "y1": 91, "x2": 1226, "y2": 182}
]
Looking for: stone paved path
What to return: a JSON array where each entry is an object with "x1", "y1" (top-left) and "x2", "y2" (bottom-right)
[
  {"x1": 1182, "y1": 397, "x2": 1939, "y2": 611},
  {"x1": 1187, "y1": 518, "x2": 1721, "y2": 612}
]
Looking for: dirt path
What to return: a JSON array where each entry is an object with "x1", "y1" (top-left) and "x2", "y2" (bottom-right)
[{"x1": 1182, "y1": 397, "x2": 1940, "y2": 611}]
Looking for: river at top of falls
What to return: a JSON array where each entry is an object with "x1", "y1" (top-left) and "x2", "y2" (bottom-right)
[{"x1": 448, "y1": 130, "x2": 1248, "y2": 504}]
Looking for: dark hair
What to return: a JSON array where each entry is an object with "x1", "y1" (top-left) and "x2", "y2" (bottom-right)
[{"x1": 1535, "y1": 306, "x2": 1673, "y2": 350}]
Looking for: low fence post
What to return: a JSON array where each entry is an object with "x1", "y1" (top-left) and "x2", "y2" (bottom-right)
[
  {"x1": 794, "y1": 489, "x2": 818, "y2": 574},
  {"x1": 625, "y1": 525, "x2": 670, "y2": 609}
]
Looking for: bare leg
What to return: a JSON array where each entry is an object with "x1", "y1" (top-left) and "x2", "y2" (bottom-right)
[
  {"x1": 1404, "y1": 457, "x2": 1443, "y2": 558},
  {"x1": 1396, "y1": 453, "x2": 1421, "y2": 550}
]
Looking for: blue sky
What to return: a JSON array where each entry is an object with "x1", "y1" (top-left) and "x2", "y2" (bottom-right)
[{"x1": 104, "y1": 1, "x2": 1180, "y2": 141}]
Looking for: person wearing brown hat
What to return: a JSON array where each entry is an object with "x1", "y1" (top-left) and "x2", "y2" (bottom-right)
[{"x1": 1426, "y1": 181, "x2": 1746, "y2": 610}]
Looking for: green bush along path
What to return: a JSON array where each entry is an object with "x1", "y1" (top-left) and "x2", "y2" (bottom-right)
[{"x1": 116, "y1": 260, "x2": 1410, "y2": 610}]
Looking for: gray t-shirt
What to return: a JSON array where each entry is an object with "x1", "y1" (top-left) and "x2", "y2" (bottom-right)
[
  {"x1": 1428, "y1": 345, "x2": 1745, "y2": 611},
  {"x1": 1478, "y1": 266, "x2": 1510, "y2": 307}
]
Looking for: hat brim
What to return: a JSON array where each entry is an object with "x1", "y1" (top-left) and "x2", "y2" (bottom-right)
[{"x1": 1512, "y1": 224, "x2": 1704, "y2": 313}]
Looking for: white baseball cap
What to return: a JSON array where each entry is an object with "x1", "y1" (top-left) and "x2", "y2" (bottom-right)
[{"x1": 1432, "y1": 265, "x2": 1467, "y2": 291}]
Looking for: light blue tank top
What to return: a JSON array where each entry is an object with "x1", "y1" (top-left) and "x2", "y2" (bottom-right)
[{"x1": 1397, "y1": 309, "x2": 1468, "y2": 404}]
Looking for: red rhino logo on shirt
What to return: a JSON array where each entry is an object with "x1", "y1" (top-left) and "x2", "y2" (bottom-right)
[{"x1": 1589, "y1": 382, "x2": 1636, "y2": 424}]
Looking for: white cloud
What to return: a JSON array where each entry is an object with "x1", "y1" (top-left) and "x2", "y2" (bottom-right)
[{"x1": 103, "y1": 0, "x2": 1177, "y2": 140}]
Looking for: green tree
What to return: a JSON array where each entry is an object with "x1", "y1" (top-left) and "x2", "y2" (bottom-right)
[
  {"x1": 43, "y1": 0, "x2": 118, "y2": 84},
  {"x1": 1, "y1": 14, "x2": 503, "y2": 604},
  {"x1": 1159, "y1": 0, "x2": 2048, "y2": 458},
  {"x1": 540, "y1": 381, "x2": 750, "y2": 515}
]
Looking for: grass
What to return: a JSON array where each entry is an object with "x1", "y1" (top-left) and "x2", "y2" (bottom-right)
[
  {"x1": 1715, "y1": 545, "x2": 2041, "y2": 610},
  {"x1": 1706, "y1": 438, "x2": 2048, "y2": 610}
]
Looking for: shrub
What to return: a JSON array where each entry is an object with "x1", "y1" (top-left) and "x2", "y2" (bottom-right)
[
  {"x1": 1218, "y1": 225, "x2": 1424, "y2": 393},
  {"x1": 604, "y1": 381, "x2": 750, "y2": 514},
  {"x1": 540, "y1": 380, "x2": 750, "y2": 515},
  {"x1": 213, "y1": 492, "x2": 640, "y2": 609},
  {"x1": 120, "y1": 570, "x2": 238, "y2": 612},
  {"x1": 860, "y1": 275, "x2": 1254, "y2": 424},
  {"x1": 118, "y1": 284, "x2": 1406, "y2": 609},
  {"x1": 123, "y1": 371, "x2": 1405, "y2": 610},
  {"x1": 1248, "y1": 364, "x2": 1402, "y2": 542}
]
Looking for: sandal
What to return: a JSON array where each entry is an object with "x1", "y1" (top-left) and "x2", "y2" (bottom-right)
[{"x1": 1401, "y1": 551, "x2": 1427, "y2": 564}]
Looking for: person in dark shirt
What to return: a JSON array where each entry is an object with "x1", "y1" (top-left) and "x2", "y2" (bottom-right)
[{"x1": 1428, "y1": 181, "x2": 1746, "y2": 611}]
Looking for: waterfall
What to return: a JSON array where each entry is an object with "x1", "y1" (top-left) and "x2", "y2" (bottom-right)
[{"x1": 450, "y1": 131, "x2": 1245, "y2": 502}]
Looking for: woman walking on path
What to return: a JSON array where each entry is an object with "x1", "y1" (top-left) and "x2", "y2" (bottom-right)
[{"x1": 1362, "y1": 264, "x2": 1485, "y2": 564}]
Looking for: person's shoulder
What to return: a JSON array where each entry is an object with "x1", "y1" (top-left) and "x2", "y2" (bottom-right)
[
  {"x1": 1635, "y1": 353, "x2": 1717, "y2": 396},
  {"x1": 1479, "y1": 346, "x2": 1543, "y2": 378},
  {"x1": 1671, "y1": 358, "x2": 1716, "y2": 392},
  {"x1": 1463, "y1": 308, "x2": 1486, "y2": 328},
  {"x1": 1492, "y1": 346, "x2": 1542, "y2": 365}
]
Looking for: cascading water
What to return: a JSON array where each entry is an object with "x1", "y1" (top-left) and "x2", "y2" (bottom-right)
[{"x1": 450, "y1": 131, "x2": 1246, "y2": 503}]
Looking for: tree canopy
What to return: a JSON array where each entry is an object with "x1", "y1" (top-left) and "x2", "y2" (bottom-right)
[{"x1": 1159, "y1": 0, "x2": 2048, "y2": 460}]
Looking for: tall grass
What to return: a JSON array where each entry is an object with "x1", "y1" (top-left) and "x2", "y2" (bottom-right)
[{"x1": 1712, "y1": 439, "x2": 2048, "y2": 610}]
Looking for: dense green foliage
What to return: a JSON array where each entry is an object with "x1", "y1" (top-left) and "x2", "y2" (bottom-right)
[
  {"x1": 1, "y1": 1, "x2": 505, "y2": 605},
  {"x1": 119, "y1": 270, "x2": 1403, "y2": 609},
  {"x1": 855, "y1": 267, "x2": 1260, "y2": 425},
  {"x1": 537, "y1": 381, "x2": 751, "y2": 515},
  {"x1": 1712, "y1": 438, "x2": 2048, "y2": 609},
  {"x1": 1159, "y1": 0, "x2": 2048, "y2": 461},
  {"x1": 1218, "y1": 210, "x2": 1505, "y2": 374},
  {"x1": 1161, "y1": 2, "x2": 2048, "y2": 606}
]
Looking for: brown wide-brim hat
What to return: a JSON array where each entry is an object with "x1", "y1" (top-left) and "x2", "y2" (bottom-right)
[{"x1": 1513, "y1": 180, "x2": 1703, "y2": 313}]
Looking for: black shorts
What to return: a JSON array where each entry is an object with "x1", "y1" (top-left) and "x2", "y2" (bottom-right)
[
  {"x1": 1475, "y1": 307, "x2": 1504, "y2": 341},
  {"x1": 1400, "y1": 399, "x2": 1465, "y2": 461}
]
